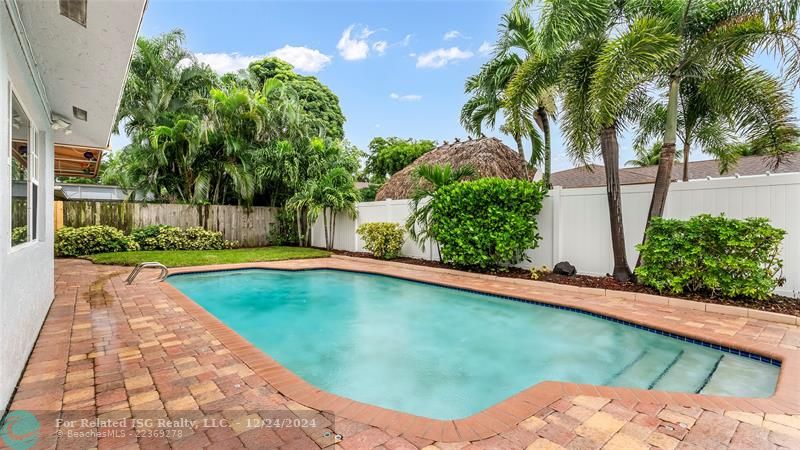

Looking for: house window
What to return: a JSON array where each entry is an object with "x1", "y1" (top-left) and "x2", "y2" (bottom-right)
[{"x1": 9, "y1": 92, "x2": 32, "y2": 246}]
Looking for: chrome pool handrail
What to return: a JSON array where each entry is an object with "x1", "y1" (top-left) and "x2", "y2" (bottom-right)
[{"x1": 126, "y1": 262, "x2": 169, "y2": 284}]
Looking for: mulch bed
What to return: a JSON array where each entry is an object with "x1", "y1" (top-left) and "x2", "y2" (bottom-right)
[{"x1": 330, "y1": 250, "x2": 800, "y2": 317}]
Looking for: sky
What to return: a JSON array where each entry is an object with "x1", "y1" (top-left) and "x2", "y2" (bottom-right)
[{"x1": 111, "y1": 0, "x2": 800, "y2": 172}]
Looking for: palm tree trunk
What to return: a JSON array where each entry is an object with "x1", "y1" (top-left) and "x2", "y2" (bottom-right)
[
  {"x1": 322, "y1": 209, "x2": 329, "y2": 250},
  {"x1": 302, "y1": 212, "x2": 311, "y2": 246},
  {"x1": 639, "y1": 76, "x2": 680, "y2": 268},
  {"x1": 513, "y1": 133, "x2": 525, "y2": 158},
  {"x1": 330, "y1": 212, "x2": 337, "y2": 250},
  {"x1": 682, "y1": 138, "x2": 690, "y2": 182},
  {"x1": 600, "y1": 125, "x2": 632, "y2": 282},
  {"x1": 295, "y1": 209, "x2": 304, "y2": 247},
  {"x1": 538, "y1": 107, "x2": 552, "y2": 187}
]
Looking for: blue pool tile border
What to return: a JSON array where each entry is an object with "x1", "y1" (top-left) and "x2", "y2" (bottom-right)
[{"x1": 167, "y1": 267, "x2": 782, "y2": 368}]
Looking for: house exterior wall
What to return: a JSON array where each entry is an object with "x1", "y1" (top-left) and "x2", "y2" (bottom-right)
[
  {"x1": 0, "y1": 6, "x2": 56, "y2": 414},
  {"x1": 313, "y1": 173, "x2": 800, "y2": 298}
]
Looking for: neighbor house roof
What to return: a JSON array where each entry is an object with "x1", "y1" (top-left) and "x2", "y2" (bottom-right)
[
  {"x1": 551, "y1": 153, "x2": 800, "y2": 189},
  {"x1": 375, "y1": 137, "x2": 532, "y2": 200}
]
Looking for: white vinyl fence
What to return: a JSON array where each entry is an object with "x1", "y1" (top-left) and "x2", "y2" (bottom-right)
[{"x1": 312, "y1": 173, "x2": 800, "y2": 297}]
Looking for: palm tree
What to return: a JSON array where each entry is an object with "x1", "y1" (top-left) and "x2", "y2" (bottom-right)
[
  {"x1": 626, "y1": 142, "x2": 682, "y2": 167},
  {"x1": 287, "y1": 167, "x2": 360, "y2": 250},
  {"x1": 461, "y1": 9, "x2": 557, "y2": 185},
  {"x1": 634, "y1": 68, "x2": 798, "y2": 181},
  {"x1": 513, "y1": 0, "x2": 680, "y2": 281},
  {"x1": 405, "y1": 163, "x2": 477, "y2": 252},
  {"x1": 318, "y1": 167, "x2": 361, "y2": 250},
  {"x1": 117, "y1": 29, "x2": 215, "y2": 140},
  {"x1": 638, "y1": 0, "x2": 800, "y2": 230},
  {"x1": 201, "y1": 80, "x2": 305, "y2": 205},
  {"x1": 462, "y1": 52, "x2": 533, "y2": 157}
]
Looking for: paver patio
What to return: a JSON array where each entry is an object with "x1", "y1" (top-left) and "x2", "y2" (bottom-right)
[{"x1": 4, "y1": 257, "x2": 800, "y2": 449}]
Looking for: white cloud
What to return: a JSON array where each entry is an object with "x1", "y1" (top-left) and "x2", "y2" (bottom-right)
[
  {"x1": 195, "y1": 52, "x2": 262, "y2": 73},
  {"x1": 389, "y1": 92, "x2": 422, "y2": 102},
  {"x1": 400, "y1": 34, "x2": 412, "y2": 47},
  {"x1": 478, "y1": 41, "x2": 493, "y2": 56},
  {"x1": 268, "y1": 45, "x2": 332, "y2": 73},
  {"x1": 196, "y1": 46, "x2": 331, "y2": 74},
  {"x1": 416, "y1": 47, "x2": 474, "y2": 69},
  {"x1": 444, "y1": 30, "x2": 469, "y2": 41},
  {"x1": 337, "y1": 25, "x2": 370, "y2": 60},
  {"x1": 372, "y1": 41, "x2": 388, "y2": 55}
]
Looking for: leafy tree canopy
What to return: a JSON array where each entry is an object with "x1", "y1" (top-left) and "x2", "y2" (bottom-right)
[
  {"x1": 364, "y1": 137, "x2": 436, "y2": 181},
  {"x1": 246, "y1": 57, "x2": 346, "y2": 140}
]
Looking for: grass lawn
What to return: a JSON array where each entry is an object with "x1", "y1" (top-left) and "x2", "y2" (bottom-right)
[{"x1": 84, "y1": 246, "x2": 330, "y2": 267}]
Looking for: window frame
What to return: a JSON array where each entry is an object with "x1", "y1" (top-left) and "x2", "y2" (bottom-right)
[{"x1": 8, "y1": 82, "x2": 41, "y2": 252}]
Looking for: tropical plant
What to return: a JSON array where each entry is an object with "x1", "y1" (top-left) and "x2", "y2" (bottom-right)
[
  {"x1": 626, "y1": 142, "x2": 682, "y2": 167},
  {"x1": 288, "y1": 167, "x2": 360, "y2": 250},
  {"x1": 634, "y1": 0, "x2": 800, "y2": 242},
  {"x1": 634, "y1": 69, "x2": 798, "y2": 180},
  {"x1": 357, "y1": 222, "x2": 406, "y2": 259},
  {"x1": 404, "y1": 163, "x2": 477, "y2": 252},
  {"x1": 112, "y1": 31, "x2": 354, "y2": 208},
  {"x1": 430, "y1": 178, "x2": 547, "y2": 269},
  {"x1": 511, "y1": 0, "x2": 680, "y2": 281},
  {"x1": 113, "y1": 30, "x2": 218, "y2": 202},
  {"x1": 461, "y1": 9, "x2": 557, "y2": 185}
]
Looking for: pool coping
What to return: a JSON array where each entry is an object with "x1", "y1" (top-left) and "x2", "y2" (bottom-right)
[{"x1": 156, "y1": 257, "x2": 800, "y2": 443}]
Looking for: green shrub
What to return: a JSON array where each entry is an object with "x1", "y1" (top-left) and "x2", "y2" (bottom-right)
[
  {"x1": 268, "y1": 209, "x2": 299, "y2": 246},
  {"x1": 636, "y1": 215, "x2": 786, "y2": 300},
  {"x1": 130, "y1": 225, "x2": 236, "y2": 251},
  {"x1": 430, "y1": 178, "x2": 547, "y2": 269},
  {"x1": 11, "y1": 226, "x2": 27, "y2": 246},
  {"x1": 129, "y1": 225, "x2": 170, "y2": 250},
  {"x1": 357, "y1": 222, "x2": 405, "y2": 259},
  {"x1": 56, "y1": 226, "x2": 139, "y2": 257}
]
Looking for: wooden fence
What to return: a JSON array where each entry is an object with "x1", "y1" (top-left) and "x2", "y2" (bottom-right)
[{"x1": 55, "y1": 201, "x2": 278, "y2": 247}]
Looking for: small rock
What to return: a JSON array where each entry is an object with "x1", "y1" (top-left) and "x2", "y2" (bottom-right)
[{"x1": 553, "y1": 261, "x2": 576, "y2": 276}]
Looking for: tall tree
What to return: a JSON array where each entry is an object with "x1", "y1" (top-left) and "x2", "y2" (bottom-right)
[
  {"x1": 638, "y1": 0, "x2": 800, "y2": 234},
  {"x1": 461, "y1": 9, "x2": 557, "y2": 185},
  {"x1": 364, "y1": 137, "x2": 436, "y2": 181},
  {"x1": 514, "y1": 0, "x2": 680, "y2": 281},
  {"x1": 246, "y1": 57, "x2": 346, "y2": 140},
  {"x1": 634, "y1": 68, "x2": 799, "y2": 180}
]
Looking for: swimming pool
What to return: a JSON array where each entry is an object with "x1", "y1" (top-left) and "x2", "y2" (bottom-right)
[{"x1": 168, "y1": 269, "x2": 780, "y2": 420}]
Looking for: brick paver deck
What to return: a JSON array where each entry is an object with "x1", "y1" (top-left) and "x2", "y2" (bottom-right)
[{"x1": 4, "y1": 257, "x2": 800, "y2": 449}]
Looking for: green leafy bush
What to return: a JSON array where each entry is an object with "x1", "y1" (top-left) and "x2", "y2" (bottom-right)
[
  {"x1": 11, "y1": 226, "x2": 27, "y2": 246},
  {"x1": 430, "y1": 178, "x2": 547, "y2": 269},
  {"x1": 357, "y1": 222, "x2": 405, "y2": 259},
  {"x1": 130, "y1": 225, "x2": 236, "y2": 251},
  {"x1": 636, "y1": 215, "x2": 786, "y2": 300},
  {"x1": 56, "y1": 226, "x2": 139, "y2": 257},
  {"x1": 268, "y1": 209, "x2": 299, "y2": 246},
  {"x1": 129, "y1": 225, "x2": 169, "y2": 250}
]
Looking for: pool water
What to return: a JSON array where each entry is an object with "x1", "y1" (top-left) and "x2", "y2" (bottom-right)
[{"x1": 168, "y1": 269, "x2": 780, "y2": 419}]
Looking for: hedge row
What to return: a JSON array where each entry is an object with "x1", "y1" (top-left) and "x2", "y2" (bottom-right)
[{"x1": 55, "y1": 225, "x2": 238, "y2": 257}]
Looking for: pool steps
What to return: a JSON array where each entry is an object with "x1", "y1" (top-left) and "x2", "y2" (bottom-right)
[{"x1": 607, "y1": 349, "x2": 736, "y2": 396}]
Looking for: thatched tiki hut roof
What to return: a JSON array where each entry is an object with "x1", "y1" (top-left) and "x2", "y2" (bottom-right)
[{"x1": 375, "y1": 137, "x2": 531, "y2": 200}]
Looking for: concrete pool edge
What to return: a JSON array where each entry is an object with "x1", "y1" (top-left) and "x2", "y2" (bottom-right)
[{"x1": 159, "y1": 258, "x2": 800, "y2": 442}]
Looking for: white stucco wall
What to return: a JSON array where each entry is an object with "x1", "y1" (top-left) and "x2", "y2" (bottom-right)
[{"x1": 0, "y1": 7, "x2": 56, "y2": 414}]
